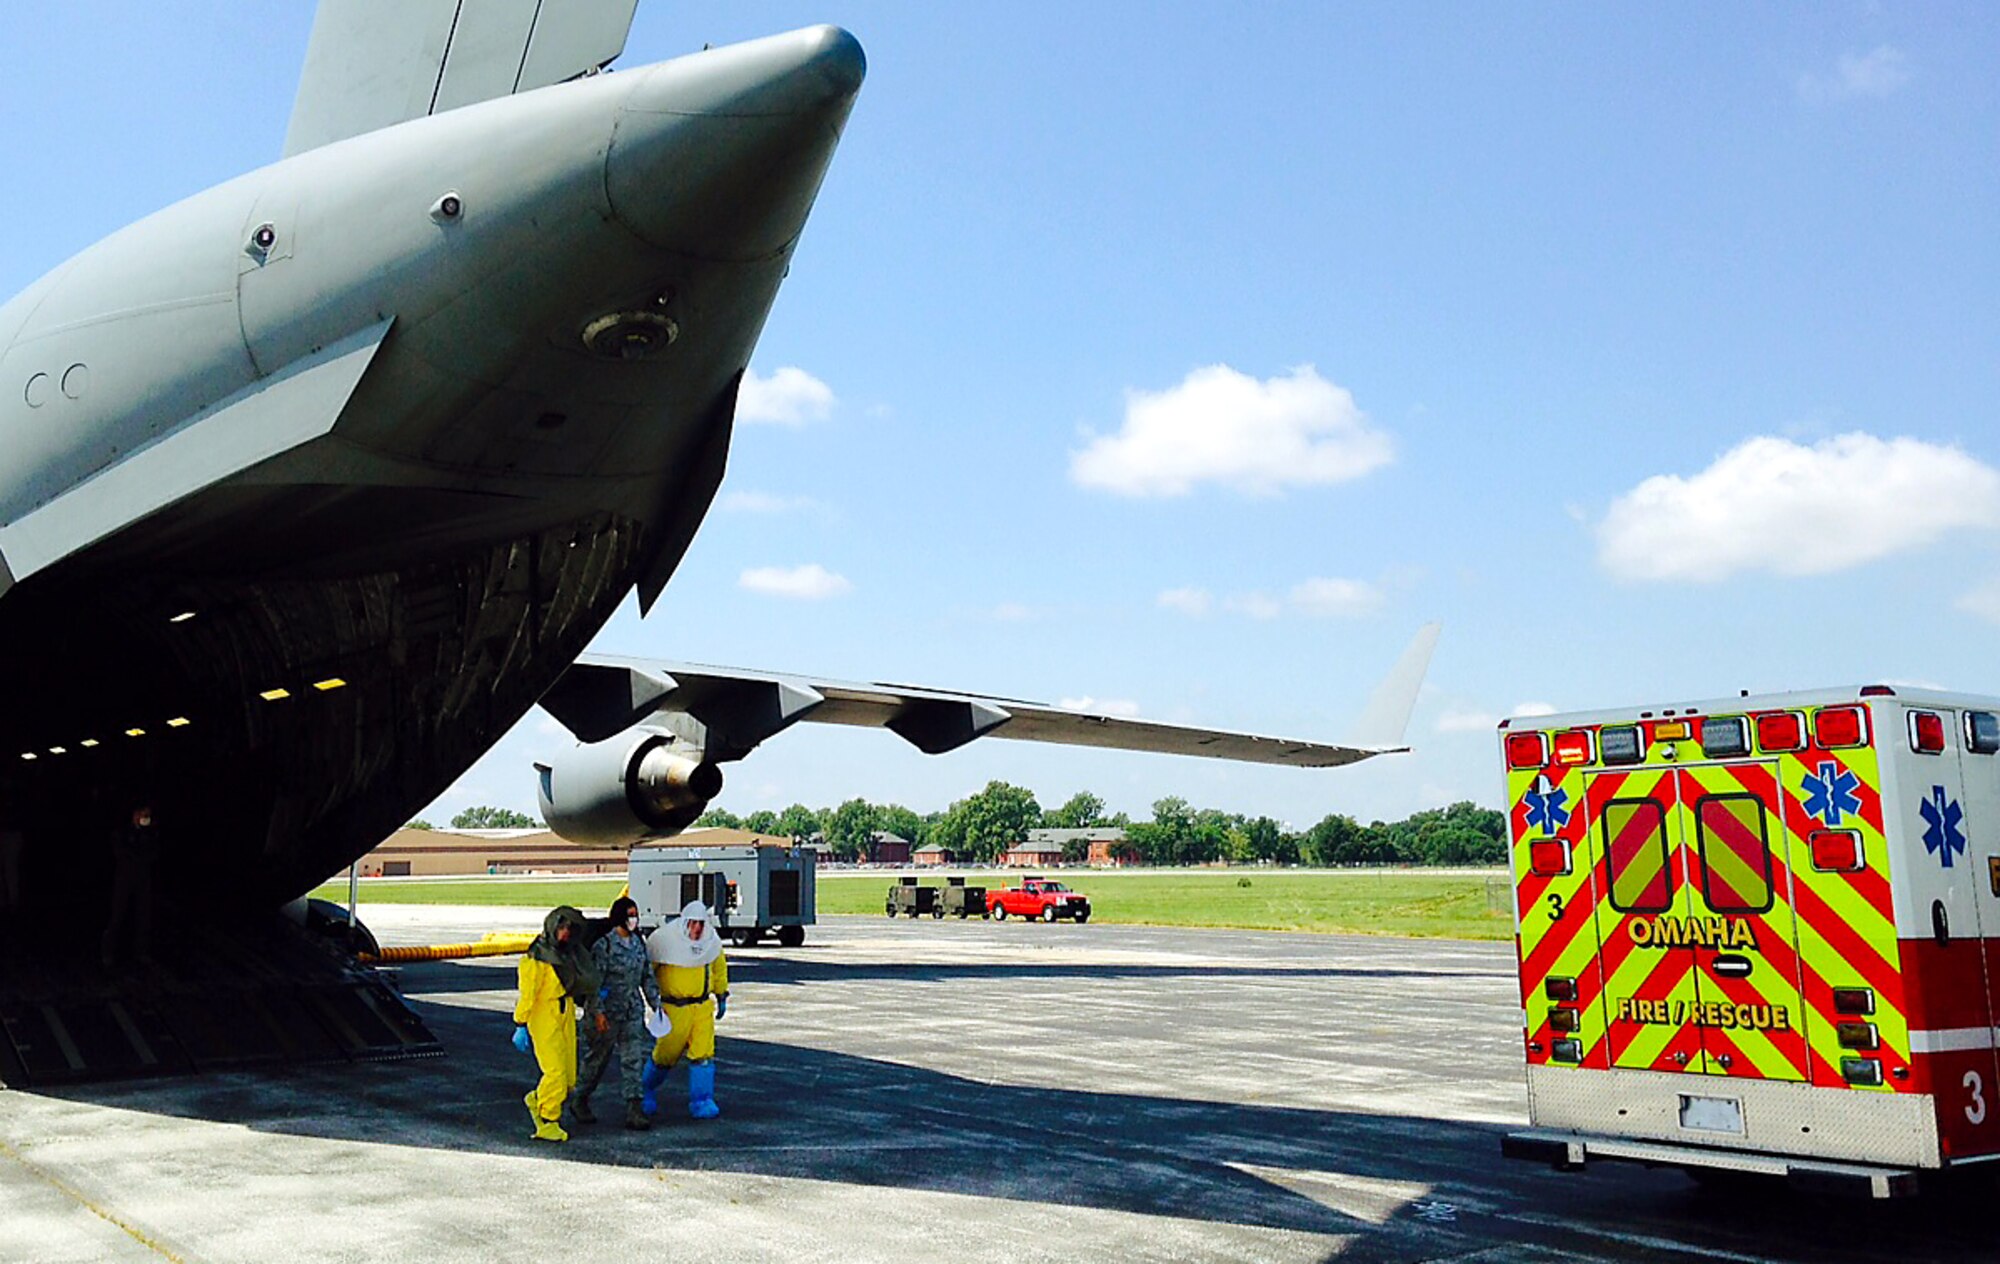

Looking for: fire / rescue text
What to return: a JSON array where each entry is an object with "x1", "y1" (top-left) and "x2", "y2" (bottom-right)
[
  {"x1": 1614, "y1": 996, "x2": 1791, "y2": 1031},
  {"x1": 1626, "y1": 915, "x2": 1759, "y2": 950}
]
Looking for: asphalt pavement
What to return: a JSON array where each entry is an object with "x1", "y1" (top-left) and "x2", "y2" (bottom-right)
[{"x1": 3, "y1": 908, "x2": 1997, "y2": 1263}]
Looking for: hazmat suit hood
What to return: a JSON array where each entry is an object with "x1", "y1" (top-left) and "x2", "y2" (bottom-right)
[
  {"x1": 647, "y1": 900, "x2": 724, "y2": 968},
  {"x1": 528, "y1": 905, "x2": 600, "y2": 998}
]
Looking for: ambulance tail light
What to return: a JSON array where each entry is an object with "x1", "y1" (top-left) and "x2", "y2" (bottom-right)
[
  {"x1": 1544, "y1": 976, "x2": 1579, "y2": 1002},
  {"x1": 1507, "y1": 733, "x2": 1548, "y2": 770},
  {"x1": 1910, "y1": 710, "x2": 1946, "y2": 754},
  {"x1": 1755, "y1": 712, "x2": 1805, "y2": 753},
  {"x1": 1809, "y1": 830, "x2": 1863, "y2": 873},
  {"x1": 1599, "y1": 725, "x2": 1643, "y2": 765},
  {"x1": 1814, "y1": 706, "x2": 1869, "y2": 749},
  {"x1": 1528, "y1": 840, "x2": 1571, "y2": 876},
  {"x1": 1967, "y1": 712, "x2": 2000, "y2": 755},
  {"x1": 1553, "y1": 730, "x2": 1593, "y2": 766},
  {"x1": 1837, "y1": 1022, "x2": 1880, "y2": 1051},
  {"x1": 1700, "y1": 716, "x2": 1749, "y2": 759},
  {"x1": 1650, "y1": 720, "x2": 1692, "y2": 742},
  {"x1": 1833, "y1": 987, "x2": 1876, "y2": 1016},
  {"x1": 1548, "y1": 1007, "x2": 1581, "y2": 1034},
  {"x1": 1550, "y1": 1039, "x2": 1583, "y2": 1064},
  {"x1": 1841, "y1": 1057, "x2": 1884, "y2": 1087}
]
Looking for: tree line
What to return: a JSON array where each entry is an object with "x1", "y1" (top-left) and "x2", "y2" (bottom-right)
[{"x1": 689, "y1": 781, "x2": 1507, "y2": 867}]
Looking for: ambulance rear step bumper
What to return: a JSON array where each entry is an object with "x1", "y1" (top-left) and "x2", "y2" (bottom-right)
[{"x1": 1503, "y1": 1128, "x2": 1920, "y2": 1199}]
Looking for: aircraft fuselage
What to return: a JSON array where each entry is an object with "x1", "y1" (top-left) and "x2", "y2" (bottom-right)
[{"x1": 0, "y1": 28, "x2": 864, "y2": 913}]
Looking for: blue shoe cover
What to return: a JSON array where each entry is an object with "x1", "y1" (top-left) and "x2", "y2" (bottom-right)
[
  {"x1": 688, "y1": 1059, "x2": 720, "y2": 1119},
  {"x1": 640, "y1": 1058, "x2": 668, "y2": 1116}
]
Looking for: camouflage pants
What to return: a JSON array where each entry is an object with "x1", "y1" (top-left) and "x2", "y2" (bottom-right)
[{"x1": 576, "y1": 1012, "x2": 650, "y2": 1104}]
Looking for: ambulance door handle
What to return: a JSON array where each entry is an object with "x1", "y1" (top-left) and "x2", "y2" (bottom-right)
[
  {"x1": 1671, "y1": 1051, "x2": 1690, "y2": 1065},
  {"x1": 1717, "y1": 1054, "x2": 1734, "y2": 1070},
  {"x1": 1711, "y1": 954, "x2": 1752, "y2": 979}
]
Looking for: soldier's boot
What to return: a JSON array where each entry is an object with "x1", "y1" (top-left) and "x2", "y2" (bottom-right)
[
  {"x1": 625, "y1": 1098, "x2": 651, "y2": 1130},
  {"x1": 688, "y1": 1059, "x2": 721, "y2": 1120},
  {"x1": 640, "y1": 1057, "x2": 670, "y2": 1117},
  {"x1": 571, "y1": 1094, "x2": 595, "y2": 1124}
]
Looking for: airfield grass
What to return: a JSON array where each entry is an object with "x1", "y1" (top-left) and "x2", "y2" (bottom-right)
[{"x1": 309, "y1": 870, "x2": 1513, "y2": 940}]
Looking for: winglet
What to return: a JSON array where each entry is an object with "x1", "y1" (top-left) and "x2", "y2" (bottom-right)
[{"x1": 1347, "y1": 622, "x2": 1441, "y2": 749}]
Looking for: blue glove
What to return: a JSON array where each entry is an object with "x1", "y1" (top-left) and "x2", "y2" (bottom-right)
[
  {"x1": 714, "y1": 994, "x2": 728, "y2": 1022},
  {"x1": 512, "y1": 1024, "x2": 531, "y2": 1054}
]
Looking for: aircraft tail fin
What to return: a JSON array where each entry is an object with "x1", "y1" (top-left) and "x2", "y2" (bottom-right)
[
  {"x1": 1348, "y1": 622, "x2": 1441, "y2": 750},
  {"x1": 284, "y1": 0, "x2": 642, "y2": 157}
]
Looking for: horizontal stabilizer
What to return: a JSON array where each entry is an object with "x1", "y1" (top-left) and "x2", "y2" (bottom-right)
[
  {"x1": 284, "y1": 0, "x2": 642, "y2": 157},
  {"x1": 0, "y1": 320, "x2": 392, "y2": 592}
]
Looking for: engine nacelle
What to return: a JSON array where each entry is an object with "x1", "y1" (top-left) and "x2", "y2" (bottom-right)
[{"x1": 536, "y1": 727, "x2": 724, "y2": 848}]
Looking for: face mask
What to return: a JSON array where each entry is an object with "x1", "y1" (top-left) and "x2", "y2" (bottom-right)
[{"x1": 625, "y1": 916, "x2": 639, "y2": 932}]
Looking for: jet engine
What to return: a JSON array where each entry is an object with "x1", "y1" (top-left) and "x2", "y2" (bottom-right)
[{"x1": 536, "y1": 727, "x2": 724, "y2": 848}]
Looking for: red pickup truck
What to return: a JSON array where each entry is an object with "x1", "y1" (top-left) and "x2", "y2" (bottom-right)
[{"x1": 988, "y1": 878, "x2": 1091, "y2": 923}]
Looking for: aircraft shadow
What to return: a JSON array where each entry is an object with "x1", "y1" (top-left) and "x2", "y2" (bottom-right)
[{"x1": 26, "y1": 962, "x2": 2000, "y2": 1262}]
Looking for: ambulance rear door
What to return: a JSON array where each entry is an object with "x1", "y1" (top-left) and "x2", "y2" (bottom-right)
[
  {"x1": 1588, "y1": 764, "x2": 1707, "y2": 1073},
  {"x1": 1678, "y1": 754, "x2": 1810, "y2": 1083}
]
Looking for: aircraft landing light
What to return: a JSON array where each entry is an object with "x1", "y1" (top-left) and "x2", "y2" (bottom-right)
[
  {"x1": 48, "y1": 746, "x2": 67, "y2": 755},
  {"x1": 19, "y1": 752, "x2": 36, "y2": 761},
  {"x1": 80, "y1": 739, "x2": 100, "y2": 748},
  {"x1": 166, "y1": 717, "x2": 191, "y2": 728},
  {"x1": 125, "y1": 728, "x2": 146, "y2": 738},
  {"x1": 313, "y1": 678, "x2": 347, "y2": 692},
  {"x1": 169, "y1": 611, "x2": 197, "y2": 624},
  {"x1": 261, "y1": 688, "x2": 292, "y2": 702}
]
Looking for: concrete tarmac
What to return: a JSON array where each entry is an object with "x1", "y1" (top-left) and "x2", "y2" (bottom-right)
[{"x1": 4, "y1": 908, "x2": 1998, "y2": 1263}]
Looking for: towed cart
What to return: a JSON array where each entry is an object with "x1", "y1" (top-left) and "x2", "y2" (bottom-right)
[{"x1": 630, "y1": 838, "x2": 815, "y2": 947}]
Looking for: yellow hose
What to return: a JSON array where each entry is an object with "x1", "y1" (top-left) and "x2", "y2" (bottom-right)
[{"x1": 361, "y1": 931, "x2": 536, "y2": 964}]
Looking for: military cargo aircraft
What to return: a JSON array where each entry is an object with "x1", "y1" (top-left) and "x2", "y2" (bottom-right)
[{"x1": 0, "y1": 2, "x2": 1430, "y2": 1084}]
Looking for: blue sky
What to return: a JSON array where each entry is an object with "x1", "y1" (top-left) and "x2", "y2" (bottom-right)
[{"x1": 4, "y1": 3, "x2": 1997, "y2": 831}]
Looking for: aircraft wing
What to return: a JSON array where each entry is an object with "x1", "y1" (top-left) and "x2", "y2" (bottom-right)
[
  {"x1": 284, "y1": 0, "x2": 642, "y2": 157},
  {"x1": 537, "y1": 624, "x2": 1439, "y2": 768}
]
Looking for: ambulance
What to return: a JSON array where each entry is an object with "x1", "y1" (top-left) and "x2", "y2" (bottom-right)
[{"x1": 1498, "y1": 685, "x2": 2000, "y2": 1197}]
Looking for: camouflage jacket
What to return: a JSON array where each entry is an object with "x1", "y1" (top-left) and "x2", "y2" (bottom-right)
[{"x1": 588, "y1": 928, "x2": 660, "y2": 1020}]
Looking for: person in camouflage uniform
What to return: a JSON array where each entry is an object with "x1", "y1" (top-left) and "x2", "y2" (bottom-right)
[{"x1": 574, "y1": 895, "x2": 662, "y2": 1130}]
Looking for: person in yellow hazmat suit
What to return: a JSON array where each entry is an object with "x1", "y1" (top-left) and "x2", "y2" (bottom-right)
[
  {"x1": 640, "y1": 900, "x2": 730, "y2": 1119},
  {"x1": 513, "y1": 905, "x2": 599, "y2": 1142}
]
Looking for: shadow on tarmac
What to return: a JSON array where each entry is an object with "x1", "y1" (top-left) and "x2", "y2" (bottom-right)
[{"x1": 29, "y1": 960, "x2": 2000, "y2": 1264}]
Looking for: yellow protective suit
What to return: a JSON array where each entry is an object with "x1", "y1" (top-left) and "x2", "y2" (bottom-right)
[
  {"x1": 516, "y1": 954, "x2": 578, "y2": 1129},
  {"x1": 650, "y1": 953, "x2": 729, "y2": 1068}
]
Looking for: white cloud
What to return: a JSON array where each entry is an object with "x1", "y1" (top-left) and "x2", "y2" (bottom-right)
[
  {"x1": 1287, "y1": 576, "x2": 1384, "y2": 618},
  {"x1": 1157, "y1": 587, "x2": 1213, "y2": 617},
  {"x1": 719, "y1": 490, "x2": 822, "y2": 514},
  {"x1": 990, "y1": 602, "x2": 1036, "y2": 622},
  {"x1": 1436, "y1": 709, "x2": 1499, "y2": 733},
  {"x1": 1959, "y1": 580, "x2": 2000, "y2": 626},
  {"x1": 1208, "y1": 577, "x2": 1384, "y2": 620},
  {"x1": 1438, "y1": 700, "x2": 1553, "y2": 732},
  {"x1": 1224, "y1": 592, "x2": 1285, "y2": 620},
  {"x1": 1070, "y1": 364, "x2": 1393, "y2": 497},
  {"x1": 1597, "y1": 433, "x2": 2000, "y2": 582},
  {"x1": 1799, "y1": 46, "x2": 1911, "y2": 102},
  {"x1": 738, "y1": 564, "x2": 852, "y2": 600},
  {"x1": 738, "y1": 366, "x2": 835, "y2": 426},
  {"x1": 1058, "y1": 696, "x2": 1142, "y2": 718}
]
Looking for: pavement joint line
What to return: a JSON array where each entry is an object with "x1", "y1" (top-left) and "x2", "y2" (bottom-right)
[
  {"x1": 1496, "y1": 1211, "x2": 1779, "y2": 1264},
  {"x1": 0, "y1": 1132, "x2": 193, "y2": 1263}
]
